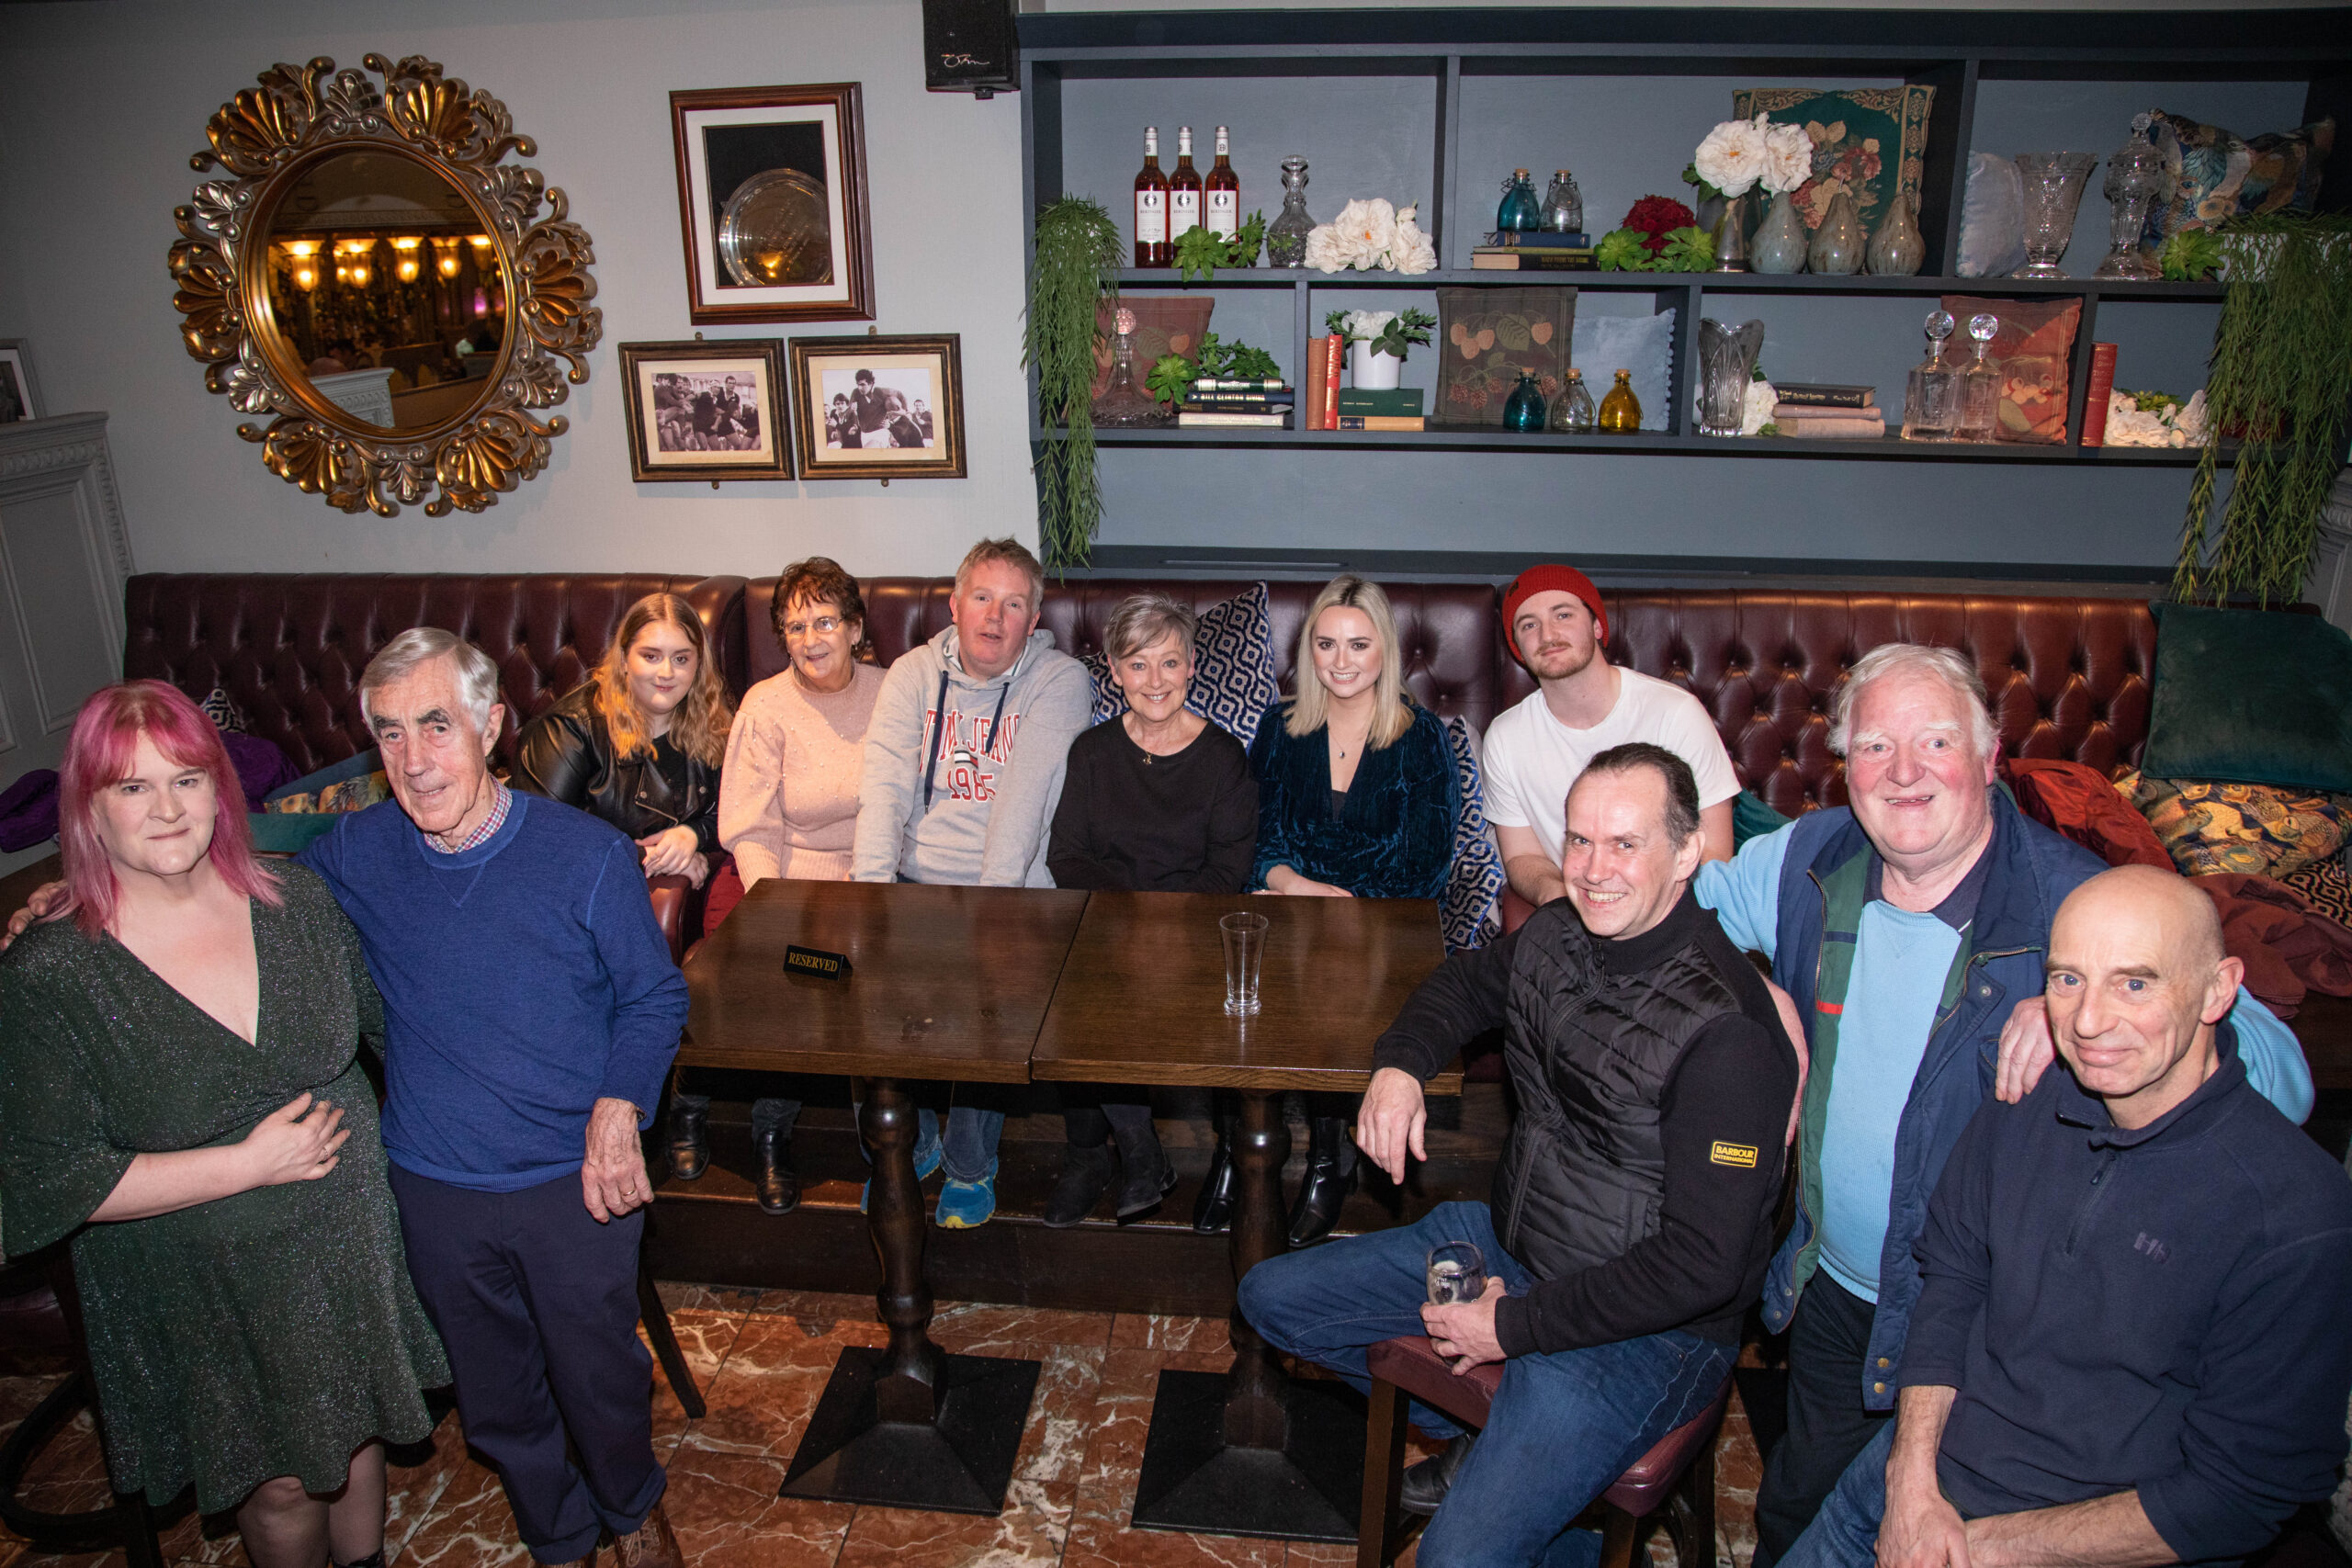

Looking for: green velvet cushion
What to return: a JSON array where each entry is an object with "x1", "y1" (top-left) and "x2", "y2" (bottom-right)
[{"x1": 2143, "y1": 604, "x2": 2352, "y2": 794}]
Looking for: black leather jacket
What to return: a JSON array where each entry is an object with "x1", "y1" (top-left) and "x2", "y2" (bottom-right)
[{"x1": 510, "y1": 682, "x2": 721, "y2": 853}]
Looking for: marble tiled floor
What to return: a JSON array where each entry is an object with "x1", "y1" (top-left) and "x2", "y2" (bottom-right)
[{"x1": 0, "y1": 1284, "x2": 1764, "y2": 1568}]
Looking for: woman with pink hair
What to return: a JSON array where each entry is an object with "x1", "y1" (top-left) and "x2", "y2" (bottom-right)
[{"x1": 0, "y1": 682, "x2": 445, "y2": 1568}]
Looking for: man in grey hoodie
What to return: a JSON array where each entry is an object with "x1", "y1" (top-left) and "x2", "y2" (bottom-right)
[{"x1": 852, "y1": 536, "x2": 1093, "y2": 1225}]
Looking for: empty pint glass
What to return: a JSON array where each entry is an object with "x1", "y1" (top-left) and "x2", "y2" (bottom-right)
[
  {"x1": 1220, "y1": 911, "x2": 1269, "y2": 1016},
  {"x1": 1426, "y1": 1242, "x2": 1487, "y2": 1305}
]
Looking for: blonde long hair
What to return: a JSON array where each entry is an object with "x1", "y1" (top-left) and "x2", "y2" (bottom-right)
[
  {"x1": 1285, "y1": 574, "x2": 1413, "y2": 749},
  {"x1": 595, "y1": 592, "x2": 733, "y2": 767}
]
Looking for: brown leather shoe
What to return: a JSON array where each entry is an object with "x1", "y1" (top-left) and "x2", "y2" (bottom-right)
[{"x1": 610, "y1": 1502, "x2": 683, "y2": 1568}]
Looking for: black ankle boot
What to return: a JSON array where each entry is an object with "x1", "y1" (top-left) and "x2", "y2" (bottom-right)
[
  {"x1": 1285, "y1": 1116, "x2": 1356, "y2": 1247},
  {"x1": 1044, "y1": 1143, "x2": 1115, "y2": 1227},
  {"x1": 1112, "y1": 1120, "x2": 1177, "y2": 1221},
  {"x1": 752, "y1": 1122, "x2": 797, "y2": 1215},
  {"x1": 667, "y1": 1098, "x2": 708, "y2": 1182},
  {"x1": 1399, "y1": 1432, "x2": 1477, "y2": 1517},
  {"x1": 1192, "y1": 1133, "x2": 1235, "y2": 1234},
  {"x1": 333, "y1": 1552, "x2": 388, "y2": 1568}
]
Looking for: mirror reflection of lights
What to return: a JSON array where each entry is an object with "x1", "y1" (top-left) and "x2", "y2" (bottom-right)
[
  {"x1": 281, "y1": 239, "x2": 322, "y2": 292},
  {"x1": 391, "y1": 236, "x2": 422, "y2": 283},
  {"x1": 432, "y1": 238, "x2": 461, "y2": 278}
]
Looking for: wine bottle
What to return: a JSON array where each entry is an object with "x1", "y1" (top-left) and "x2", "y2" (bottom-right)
[
  {"x1": 1170, "y1": 126, "x2": 1204, "y2": 242},
  {"x1": 1205, "y1": 125, "x2": 1240, "y2": 242},
  {"x1": 1134, "y1": 127, "x2": 1170, "y2": 267}
]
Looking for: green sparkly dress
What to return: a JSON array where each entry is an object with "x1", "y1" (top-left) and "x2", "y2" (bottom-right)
[{"x1": 0, "y1": 863, "x2": 447, "y2": 1512}]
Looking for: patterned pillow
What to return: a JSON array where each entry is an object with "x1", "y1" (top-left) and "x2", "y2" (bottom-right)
[
  {"x1": 2283, "y1": 854, "x2": 2352, "y2": 930},
  {"x1": 1083, "y1": 582, "x2": 1282, "y2": 749},
  {"x1": 1441, "y1": 716, "x2": 1506, "y2": 953},
  {"x1": 199, "y1": 685, "x2": 247, "y2": 733},
  {"x1": 2130, "y1": 773, "x2": 2352, "y2": 879}
]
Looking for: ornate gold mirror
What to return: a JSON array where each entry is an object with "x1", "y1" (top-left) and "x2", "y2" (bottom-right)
[{"x1": 173, "y1": 55, "x2": 601, "y2": 515}]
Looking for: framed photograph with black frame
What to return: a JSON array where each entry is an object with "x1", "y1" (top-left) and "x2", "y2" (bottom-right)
[
  {"x1": 0, "y1": 341, "x2": 41, "y2": 424},
  {"x1": 789, "y1": 334, "x2": 966, "y2": 481},
  {"x1": 671, "y1": 83, "x2": 876, "y2": 325},
  {"x1": 617, "y1": 339, "x2": 793, "y2": 482}
]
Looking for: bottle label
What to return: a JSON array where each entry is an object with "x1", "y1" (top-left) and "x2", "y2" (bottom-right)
[
  {"x1": 1136, "y1": 191, "x2": 1165, "y2": 245},
  {"x1": 1208, "y1": 190, "x2": 1238, "y2": 239},
  {"x1": 1171, "y1": 190, "x2": 1201, "y2": 234}
]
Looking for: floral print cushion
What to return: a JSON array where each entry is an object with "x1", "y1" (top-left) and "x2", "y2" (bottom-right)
[{"x1": 2124, "y1": 770, "x2": 2352, "y2": 879}]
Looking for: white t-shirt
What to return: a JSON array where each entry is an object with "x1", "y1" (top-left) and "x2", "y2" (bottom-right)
[{"x1": 1481, "y1": 669, "x2": 1742, "y2": 863}]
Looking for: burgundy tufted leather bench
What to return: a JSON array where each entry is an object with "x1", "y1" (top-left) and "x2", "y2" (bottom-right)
[{"x1": 1358, "y1": 1332, "x2": 1730, "y2": 1568}]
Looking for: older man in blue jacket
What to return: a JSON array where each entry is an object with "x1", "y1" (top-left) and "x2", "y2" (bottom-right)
[{"x1": 1695, "y1": 643, "x2": 2312, "y2": 1566}]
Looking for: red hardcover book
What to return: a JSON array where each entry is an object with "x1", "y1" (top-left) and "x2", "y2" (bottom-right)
[
  {"x1": 2080, "y1": 342, "x2": 2119, "y2": 447},
  {"x1": 1320, "y1": 335, "x2": 1344, "y2": 429},
  {"x1": 1305, "y1": 336, "x2": 1329, "y2": 436}
]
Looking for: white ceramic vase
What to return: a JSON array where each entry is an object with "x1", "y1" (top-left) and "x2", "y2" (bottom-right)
[{"x1": 1350, "y1": 340, "x2": 1404, "y2": 390}]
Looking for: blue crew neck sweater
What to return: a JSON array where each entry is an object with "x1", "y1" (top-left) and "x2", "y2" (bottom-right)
[{"x1": 300, "y1": 792, "x2": 688, "y2": 1191}]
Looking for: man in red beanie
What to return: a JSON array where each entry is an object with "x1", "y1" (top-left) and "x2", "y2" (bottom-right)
[{"x1": 1485, "y1": 564, "x2": 1739, "y2": 907}]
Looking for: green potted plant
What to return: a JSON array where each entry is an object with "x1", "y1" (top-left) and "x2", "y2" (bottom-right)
[{"x1": 1025, "y1": 197, "x2": 1124, "y2": 568}]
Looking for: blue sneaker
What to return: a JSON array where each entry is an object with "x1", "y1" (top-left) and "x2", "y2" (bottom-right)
[
  {"x1": 933, "y1": 1160, "x2": 999, "y2": 1229},
  {"x1": 860, "y1": 1141, "x2": 943, "y2": 1213}
]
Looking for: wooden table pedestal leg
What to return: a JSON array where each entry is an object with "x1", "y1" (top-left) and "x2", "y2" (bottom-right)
[
  {"x1": 1129, "y1": 1089, "x2": 1368, "y2": 1542},
  {"x1": 778, "y1": 1077, "x2": 1041, "y2": 1515}
]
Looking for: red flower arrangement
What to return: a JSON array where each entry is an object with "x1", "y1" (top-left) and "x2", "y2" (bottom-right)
[{"x1": 1621, "y1": 195, "x2": 1697, "y2": 254}]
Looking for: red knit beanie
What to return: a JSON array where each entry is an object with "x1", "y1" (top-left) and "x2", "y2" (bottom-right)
[{"x1": 1501, "y1": 565, "x2": 1608, "y2": 667}]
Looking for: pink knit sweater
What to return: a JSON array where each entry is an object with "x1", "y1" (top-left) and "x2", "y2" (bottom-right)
[{"x1": 718, "y1": 662, "x2": 884, "y2": 885}]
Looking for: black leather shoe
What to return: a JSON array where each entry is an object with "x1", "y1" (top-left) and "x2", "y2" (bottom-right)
[
  {"x1": 667, "y1": 1098, "x2": 708, "y2": 1182},
  {"x1": 1398, "y1": 1432, "x2": 1476, "y2": 1517},
  {"x1": 1113, "y1": 1122, "x2": 1177, "y2": 1221},
  {"x1": 1192, "y1": 1134, "x2": 1235, "y2": 1234},
  {"x1": 752, "y1": 1123, "x2": 797, "y2": 1215},
  {"x1": 1044, "y1": 1143, "x2": 1115, "y2": 1227},
  {"x1": 1285, "y1": 1116, "x2": 1356, "y2": 1247}
]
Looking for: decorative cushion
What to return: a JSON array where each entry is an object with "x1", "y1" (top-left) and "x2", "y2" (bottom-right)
[
  {"x1": 253, "y1": 750, "x2": 391, "y2": 852},
  {"x1": 1955, "y1": 152, "x2": 2028, "y2": 279},
  {"x1": 2143, "y1": 603, "x2": 2352, "y2": 795},
  {"x1": 1441, "y1": 716, "x2": 1507, "y2": 953},
  {"x1": 1731, "y1": 85, "x2": 1937, "y2": 235},
  {"x1": 2004, "y1": 758, "x2": 2172, "y2": 870},
  {"x1": 1091, "y1": 296, "x2": 1215, "y2": 401},
  {"x1": 1433, "y1": 287, "x2": 1577, "y2": 428},
  {"x1": 1733, "y1": 788, "x2": 1793, "y2": 849},
  {"x1": 1566, "y1": 309, "x2": 1675, "y2": 433},
  {"x1": 2145, "y1": 110, "x2": 2335, "y2": 243},
  {"x1": 222, "y1": 732, "x2": 300, "y2": 812},
  {"x1": 198, "y1": 685, "x2": 247, "y2": 733},
  {"x1": 2131, "y1": 773, "x2": 2352, "y2": 879},
  {"x1": 1939, "y1": 295, "x2": 2080, "y2": 445},
  {"x1": 1082, "y1": 582, "x2": 1282, "y2": 750},
  {"x1": 2284, "y1": 855, "x2": 2352, "y2": 930}
]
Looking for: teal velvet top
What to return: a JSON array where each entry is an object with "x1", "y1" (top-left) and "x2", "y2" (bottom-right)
[{"x1": 1246, "y1": 699, "x2": 1459, "y2": 898}]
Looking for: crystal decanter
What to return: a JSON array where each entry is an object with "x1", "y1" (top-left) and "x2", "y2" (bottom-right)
[
  {"x1": 1900, "y1": 310, "x2": 1960, "y2": 441},
  {"x1": 1953, "y1": 312, "x2": 2002, "y2": 443}
]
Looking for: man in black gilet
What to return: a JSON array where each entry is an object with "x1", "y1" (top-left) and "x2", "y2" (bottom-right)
[{"x1": 1238, "y1": 742, "x2": 1800, "y2": 1568}]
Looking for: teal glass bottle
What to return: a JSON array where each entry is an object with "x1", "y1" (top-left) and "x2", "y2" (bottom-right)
[
  {"x1": 1497, "y1": 169, "x2": 1542, "y2": 234},
  {"x1": 1503, "y1": 371, "x2": 1546, "y2": 431}
]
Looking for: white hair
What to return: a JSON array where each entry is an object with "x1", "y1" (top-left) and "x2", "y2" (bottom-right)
[
  {"x1": 359, "y1": 627, "x2": 502, "y2": 735},
  {"x1": 1827, "y1": 642, "x2": 1996, "y2": 758}
]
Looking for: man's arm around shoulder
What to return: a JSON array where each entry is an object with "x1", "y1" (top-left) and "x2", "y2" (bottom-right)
[{"x1": 1693, "y1": 819, "x2": 1791, "y2": 960}]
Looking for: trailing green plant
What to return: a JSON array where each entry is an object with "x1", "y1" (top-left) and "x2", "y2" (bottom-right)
[
  {"x1": 1324, "y1": 308, "x2": 1436, "y2": 361},
  {"x1": 1025, "y1": 197, "x2": 1124, "y2": 568},
  {"x1": 2172, "y1": 210, "x2": 2352, "y2": 607},
  {"x1": 2159, "y1": 228, "x2": 2223, "y2": 282}
]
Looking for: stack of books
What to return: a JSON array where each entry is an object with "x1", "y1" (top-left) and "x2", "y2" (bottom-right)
[
  {"x1": 1178, "y1": 378, "x2": 1293, "y2": 428},
  {"x1": 1772, "y1": 382, "x2": 1884, "y2": 440},
  {"x1": 1470, "y1": 231, "x2": 1595, "y2": 270},
  {"x1": 1336, "y1": 388, "x2": 1424, "y2": 431}
]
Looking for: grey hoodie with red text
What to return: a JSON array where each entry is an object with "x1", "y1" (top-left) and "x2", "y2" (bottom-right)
[{"x1": 851, "y1": 625, "x2": 1092, "y2": 886}]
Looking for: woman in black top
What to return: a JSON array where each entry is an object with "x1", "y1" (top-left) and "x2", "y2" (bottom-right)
[{"x1": 1045, "y1": 593, "x2": 1257, "y2": 1225}]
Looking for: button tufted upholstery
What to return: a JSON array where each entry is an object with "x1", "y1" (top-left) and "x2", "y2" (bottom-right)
[{"x1": 122, "y1": 574, "x2": 748, "y2": 775}]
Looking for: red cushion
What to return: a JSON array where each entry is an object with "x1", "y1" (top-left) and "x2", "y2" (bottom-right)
[{"x1": 2004, "y1": 759, "x2": 2171, "y2": 869}]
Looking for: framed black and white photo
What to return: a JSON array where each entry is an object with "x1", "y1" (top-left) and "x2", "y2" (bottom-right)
[
  {"x1": 0, "y1": 341, "x2": 40, "y2": 424},
  {"x1": 789, "y1": 334, "x2": 966, "y2": 481},
  {"x1": 617, "y1": 339, "x2": 792, "y2": 482},
  {"x1": 670, "y1": 83, "x2": 875, "y2": 325}
]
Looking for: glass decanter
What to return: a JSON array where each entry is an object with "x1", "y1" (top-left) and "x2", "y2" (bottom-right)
[
  {"x1": 1498, "y1": 169, "x2": 1543, "y2": 234},
  {"x1": 1953, "y1": 312, "x2": 2002, "y2": 443},
  {"x1": 1091, "y1": 307, "x2": 1174, "y2": 427},
  {"x1": 1900, "y1": 310, "x2": 1960, "y2": 442},
  {"x1": 1596, "y1": 368, "x2": 1642, "y2": 433},
  {"x1": 1550, "y1": 367, "x2": 1597, "y2": 433},
  {"x1": 2095, "y1": 116, "x2": 2169, "y2": 281},
  {"x1": 1503, "y1": 371, "x2": 1547, "y2": 431},
  {"x1": 1265, "y1": 155, "x2": 1316, "y2": 268},
  {"x1": 2012, "y1": 152, "x2": 2098, "y2": 279},
  {"x1": 1541, "y1": 170, "x2": 1584, "y2": 235}
]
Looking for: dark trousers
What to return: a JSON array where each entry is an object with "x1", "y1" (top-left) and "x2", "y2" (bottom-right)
[
  {"x1": 1753, "y1": 1272, "x2": 1891, "y2": 1568},
  {"x1": 389, "y1": 1165, "x2": 664, "y2": 1563}
]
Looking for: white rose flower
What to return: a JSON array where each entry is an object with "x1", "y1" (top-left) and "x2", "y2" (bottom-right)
[
  {"x1": 1392, "y1": 208, "x2": 1439, "y2": 274},
  {"x1": 1694, "y1": 118, "x2": 1769, "y2": 199},
  {"x1": 1333, "y1": 197, "x2": 1400, "y2": 269},
  {"x1": 1304, "y1": 222, "x2": 1354, "y2": 273},
  {"x1": 1742, "y1": 378, "x2": 1777, "y2": 436},
  {"x1": 1761, "y1": 119, "x2": 1815, "y2": 195},
  {"x1": 1344, "y1": 310, "x2": 1398, "y2": 343}
]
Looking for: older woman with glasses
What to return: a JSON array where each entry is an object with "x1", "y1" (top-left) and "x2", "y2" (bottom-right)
[{"x1": 1043, "y1": 592, "x2": 1258, "y2": 1224}]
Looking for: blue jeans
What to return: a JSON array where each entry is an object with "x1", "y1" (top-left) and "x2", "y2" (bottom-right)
[
  {"x1": 1779, "y1": 1420, "x2": 1895, "y2": 1568},
  {"x1": 1238, "y1": 1201, "x2": 1736, "y2": 1568},
  {"x1": 850, "y1": 1100, "x2": 1001, "y2": 1184}
]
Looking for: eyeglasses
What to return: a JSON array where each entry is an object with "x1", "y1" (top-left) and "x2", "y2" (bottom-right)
[{"x1": 784, "y1": 615, "x2": 844, "y2": 637}]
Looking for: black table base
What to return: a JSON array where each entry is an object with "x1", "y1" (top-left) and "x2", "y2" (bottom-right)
[
  {"x1": 781, "y1": 1347, "x2": 1043, "y2": 1515},
  {"x1": 1130, "y1": 1367, "x2": 1366, "y2": 1540}
]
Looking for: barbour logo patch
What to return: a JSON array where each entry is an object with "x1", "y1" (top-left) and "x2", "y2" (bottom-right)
[{"x1": 1710, "y1": 1142, "x2": 1758, "y2": 1168}]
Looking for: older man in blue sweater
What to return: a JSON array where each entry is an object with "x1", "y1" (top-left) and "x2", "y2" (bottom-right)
[
  {"x1": 302, "y1": 629, "x2": 688, "y2": 1568},
  {"x1": 1782, "y1": 865, "x2": 2352, "y2": 1568}
]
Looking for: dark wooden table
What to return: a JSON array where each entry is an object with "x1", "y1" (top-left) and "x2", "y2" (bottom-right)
[
  {"x1": 681, "y1": 877, "x2": 1090, "y2": 1515},
  {"x1": 1031, "y1": 891, "x2": 1453, "y2": 1542}
]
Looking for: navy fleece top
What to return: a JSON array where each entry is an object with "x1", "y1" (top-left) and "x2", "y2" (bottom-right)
[
  {"x1": 299, "y1": 794, "x2": 688, "y2": 1191},
  {"x1": 1904, "y1": 1026, "x2": 2352, "y2": 1564}
]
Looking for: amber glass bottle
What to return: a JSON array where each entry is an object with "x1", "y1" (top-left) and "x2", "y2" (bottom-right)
[
  {"x1": 1169, "y1": 126, "x2": 1204, "y2": 241},
  {"x1": 1133, "y1": 127, "x2": 1170, "y2": 267},
  {"x1": 1205, "y1": 125, "x2": 1240, "y2": 241},
  {"x1": 1597, "y1": 369, "x2": 1643, "y2": 432}
]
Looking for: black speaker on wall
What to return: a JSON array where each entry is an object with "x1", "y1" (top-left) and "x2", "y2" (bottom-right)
[{"x1": 923, "y1": 0, "x2": 1020, "y2": 97}]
